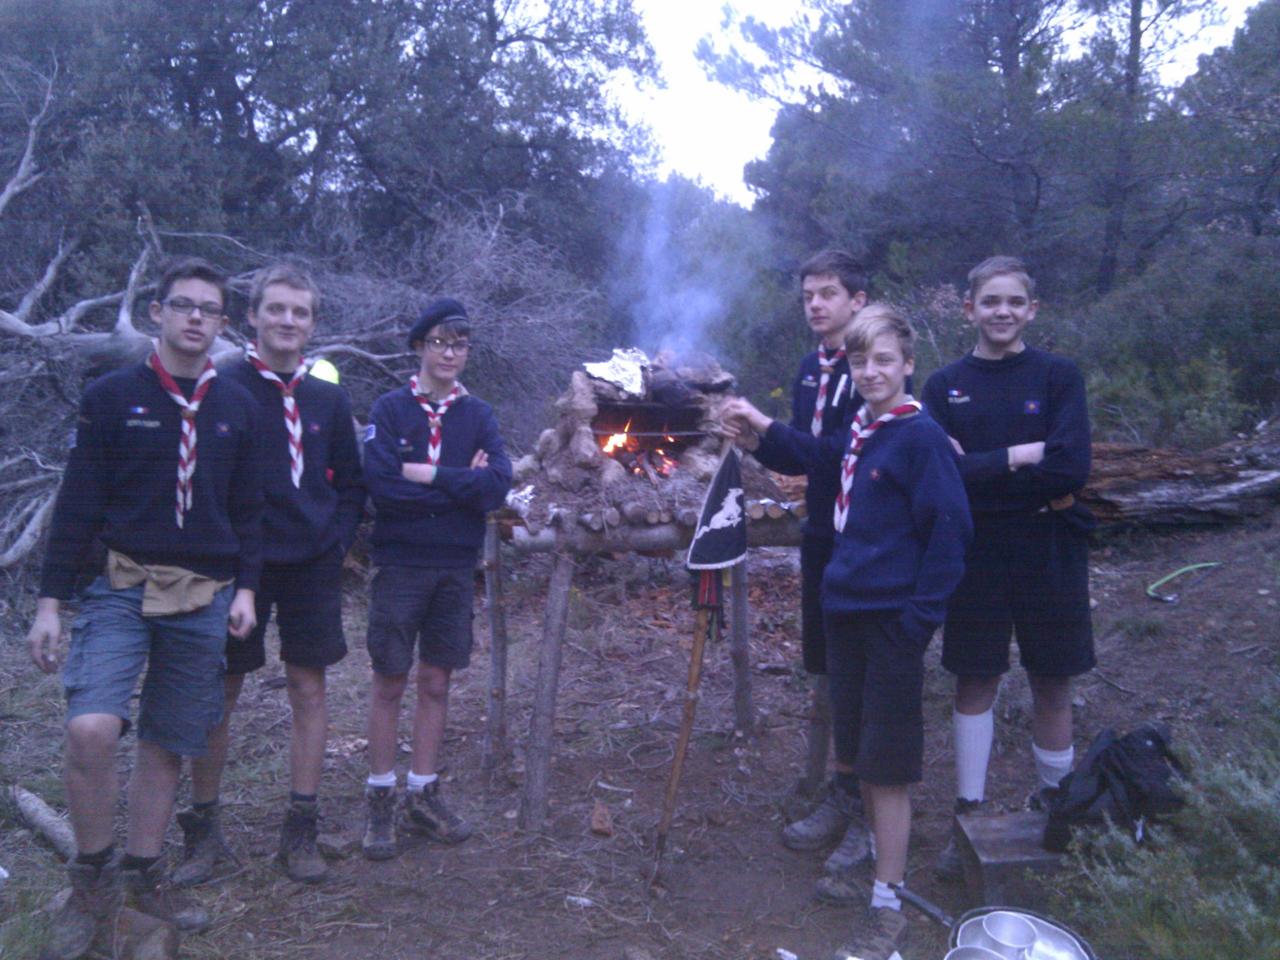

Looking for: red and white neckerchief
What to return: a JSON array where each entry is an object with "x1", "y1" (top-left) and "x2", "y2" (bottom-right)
[
  {"x1": 811, "y1": 346, "x2": 846, "y2": 436},
  {"x1": 410, "y1": 376, "x2": 464, "y2": 465},
  {"x1": 246, "y1": 344, "x2": 307, "y2": 488},
  {"x1": 148, "y1": 348, "x2": 217, "y2": 529},
  {"x1": 832, "y1": 399, "x2": 921, "y2": 533}
]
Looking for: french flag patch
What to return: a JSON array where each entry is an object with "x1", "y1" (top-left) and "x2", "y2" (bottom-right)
[
  {"x1": 129, "y1": 405, "x2": 149, "y2": 415},
  {"x1": 1024, "y1": 400, "x2": 1041, "y2": 414},
  {"x1": 216, "y1": 422, "x2": 231, "y2": 435}
]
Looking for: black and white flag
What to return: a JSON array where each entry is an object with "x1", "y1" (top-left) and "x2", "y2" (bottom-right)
[{"x1": 686, "y1": 447, "x2": 747, "y2": 570}]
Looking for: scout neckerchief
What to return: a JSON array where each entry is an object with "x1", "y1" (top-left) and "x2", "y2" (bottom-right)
[
  {"x1": 811, "y1": 346, "x2": 846, "y2": 437},
  {"x1": 148, "y1": 347, "x2": 217, "y2": 529},
  {"x1": 409, "y1": 376, "x2": 464, "y2": 465},
  {"x1": 246, "y1": 344, "x2": 307, "y2": 488},
  {"x1": 832, "y1": 398, "x2": 921, "y2": 533}
]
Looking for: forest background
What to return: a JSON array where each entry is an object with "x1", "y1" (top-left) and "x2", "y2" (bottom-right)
[{"x1": 1, "y1": 0, "x2": 1279, "y2": 577}]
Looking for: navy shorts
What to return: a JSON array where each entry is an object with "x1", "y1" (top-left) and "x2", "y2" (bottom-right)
[
  {"x1": 225, "y1": 546, "x2": 347, "y2": 675},
  {"x1": 366, "y1": 564, "x2": 475, "y2": 676},
  {"x1": 63, "y1": 577, "x2": 232, "y2": 756},
  {"x1": 824, "y1": 612, "x2": 931, "y2": 786},
  {"x1": 942, "y1": 510, "x2": 1094, "y2": 678},
  {"x1": 800, "y1": 534, "x2": 835, "y2": 675}
]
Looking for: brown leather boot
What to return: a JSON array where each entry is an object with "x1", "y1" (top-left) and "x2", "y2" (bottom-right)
[
  {"x1": 121, "y1": 859, "x2": 210, "y2": 933},
  {"x1": 278, "y1": 800, "x2": 328, "y2": 883},
  {"x1": 40, "y1": 859, "x2": 121, "y2": 960}
]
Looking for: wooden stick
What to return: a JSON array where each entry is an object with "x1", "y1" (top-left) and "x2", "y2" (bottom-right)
[
  {"x1": 729, "y1": 563, "x2": 754, "y2": 735},
  {"x1": 482, "y1": 517, "x2": 510, "y2": 771},
  {"x1": 519, "y1": 551, "x2": 575, "y2": 830},
  {"x1": 653, "y1": 606, "x2": 712, "y2": 876},
  {"x1": 9, "y1": 784, "x2": 77, "y2": 860},
  {"x1": 801, "y1": 677, "x2": 832, "y2": 797}
]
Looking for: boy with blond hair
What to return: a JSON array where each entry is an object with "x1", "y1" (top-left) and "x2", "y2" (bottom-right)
[
  {"x1": 921, "y1": 256, "x2": 1094, "y2": 879},
  {"x1": 726, "y1": 304, "x2": 971, "y2": 960}
]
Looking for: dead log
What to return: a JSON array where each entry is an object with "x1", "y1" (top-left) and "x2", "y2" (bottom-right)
[
  {"x1": 621, "y1": 502, "x2": 649, "y2": 525},
  {"x1": 729, "y1": 563, "x2": 754, "y2": 735},
  {"x1": 9, "y1": 784, "x2": 76, "y2": 859},
  {"x1": 482, "y1": 518, "x2": 509, "y2": 771},
  {"x1": 602, "y1": 506, "x2": 621, "y2": 527},
  {"x1": 763, "y1": 500, "x2": 786, "y2": 520},
  {"x1": 1083, "y1": 432, "x2": 1280, "y2": 526},
  {"x1": 746, "y1": 501, "x2": 766, "y2": 520},
  {"x1": 677, "y1": 508, "x2": 699, "y2": 527},
  {"x1": 519, "y1": 552, "x2": 575, "y2": 830},
  {"x1": 508, "y1": 515, "x2": 804, "y2": 554}
]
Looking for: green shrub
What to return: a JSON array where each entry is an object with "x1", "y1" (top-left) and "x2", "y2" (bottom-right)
[{"x1": 1051, "y1": 711, "x2": 1280, "y2": 960}]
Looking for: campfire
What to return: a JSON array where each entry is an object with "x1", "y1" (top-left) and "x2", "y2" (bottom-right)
[{"x1": 504, "y1": 347, "x2": 798, "y2": 550}]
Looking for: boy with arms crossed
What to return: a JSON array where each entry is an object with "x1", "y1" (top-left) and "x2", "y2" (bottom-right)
[
  {"x1": 177, "y1": 264, "x2": 364, "y2": 885},
  {"x1": 726, "y1": 306, "x2": 972, "y2": 960},
  {"x1": 27, "y1": 258, "x2": 263, "y2": 958},
  {"x1": 749, "y1": 251, "x2": 872, "y2": 874},
  {"x1": 921, "y1": 256, "x2": 1094, "y2": 879},
  {"x1": 360, "y1": 298, "x2": 512, "y2": 859}
]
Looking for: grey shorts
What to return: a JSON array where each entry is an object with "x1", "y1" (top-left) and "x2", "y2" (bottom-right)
[
  {"x1": 63, "y1": 577, "x2": 232, "y2": 756},
  {"x1": 365, "y1": 565, "x2": 475, "y2": 675}
]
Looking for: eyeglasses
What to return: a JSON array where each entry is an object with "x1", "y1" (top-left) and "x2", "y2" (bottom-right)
[
  {"x1": 422, "y1": 337, "x2": 471, "y2": 354},
  {"x1": 164, "y1": 298, "x2": 225, "y2": 319}
]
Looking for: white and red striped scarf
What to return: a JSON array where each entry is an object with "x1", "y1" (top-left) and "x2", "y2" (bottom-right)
[
  {"x1": 148, "y1": 349, "x2": 217, "y2": 529},
  {"x1": 811, "y1": 346, "x2": 846, "y2": 437},
  {"x1": 410, "y1": 376, "x2": 464, "y2": 465},
  {"x1": 246, "y1": 344, "x2": 307, "y2": 488},
  {"x1": 832, "y1": 399, "x2": 921, "y2": 533}
]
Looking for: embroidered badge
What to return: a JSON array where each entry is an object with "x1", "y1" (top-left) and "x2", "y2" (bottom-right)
[
  {"x1": 800, "y1": 376, "x2": 818, "y2": 388},
  {"x1": 363, "y1": 423, "x2": 376, "y2": 442},
  {"x1": 307, "y1": 421, "x2": 322, "y2": 434},
  {"x1": 1024, "y1": 400, "x2": 1041, "y2": 414},
  {"x1": 870, "y1": 468, "x2": 882, "y2": 481},
  {"x1": 216, "y1": 421, "x2": 231, "y2": 435},
  {"x1": 129, "y1": 405, "x2": 150, "y2": 415},
  {"x1": 947, "y1": 389, "x2": 970, "y2": 404}
]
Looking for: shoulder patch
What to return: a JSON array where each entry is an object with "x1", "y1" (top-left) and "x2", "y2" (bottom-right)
[{"x1": 1024, "y1": 400, "x2": 1042, "y2": 414}]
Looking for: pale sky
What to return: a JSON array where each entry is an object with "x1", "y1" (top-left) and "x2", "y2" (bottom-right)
[{"x1": 619, "y1": 1, "x2": 1261, "y2": 206}]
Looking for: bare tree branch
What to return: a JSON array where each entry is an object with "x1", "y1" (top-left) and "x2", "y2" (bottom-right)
[
  {"x1": 0, "y1": 490, "x2": 55, "y2": 569},
  {"x1": 0, "y1": 54, "x2": 56, "y2": 220}
]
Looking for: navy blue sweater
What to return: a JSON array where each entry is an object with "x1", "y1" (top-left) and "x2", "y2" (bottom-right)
[
  {"x1": 222, "y1": 359, "x2": 363, "y2": 563},
  {"x1": 762, "y1": 411, "x2": 972, "y2": 643},
  {"x1": 751, "y1": 348, "x2": 860, "y2": 540},
  {"x1": 922, "y1": 348, "x2": 1091, "y2": 516},
  {"x1": 364, "y1": 386, "x2": 512, "y2": 568},
  {"x1": 40, "y1": 361, "x2": 264, "y2": 600}
]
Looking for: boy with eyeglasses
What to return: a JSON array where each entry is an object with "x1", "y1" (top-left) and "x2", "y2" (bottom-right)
[
  {"x1": 173, "y1": 264, "x2": 364, "y2": 886},
  {"x1": 359, "y1": 298, "x2": 512, "y2": 860},
  {"x1": 26, "y1": 257, "x2": 263, "y2": 958}
]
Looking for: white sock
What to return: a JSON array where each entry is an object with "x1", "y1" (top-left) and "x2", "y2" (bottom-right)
[
  {"x1": 954, "y1": 708, "x2": 994, "y2": 803},
  {"x1": 1033, "y1": 743, "x2": 1075, "y2": 789},
  {"x1": 366, "y1": 771, "x2": 397, "y2": 789},
  {"x1": 871, "y1": 879, "x2": 901, "y2": 911},
  {"x1": 406, "y1": 771, "x2": 438, "y2": 793}
]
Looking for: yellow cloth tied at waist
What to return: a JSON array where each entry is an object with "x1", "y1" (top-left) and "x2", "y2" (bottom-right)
[{"x1": 106, "y1": 550, "x2": 233, "y2": 617}]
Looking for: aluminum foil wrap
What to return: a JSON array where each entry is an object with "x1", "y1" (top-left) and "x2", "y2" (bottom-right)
[{"x1": 583, "y1": 347, "x2": 649, "y2": 398}]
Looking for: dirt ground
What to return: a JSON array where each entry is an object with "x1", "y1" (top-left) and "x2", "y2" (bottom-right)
[{"x1": 2, "y1": 505, "x2": 1278, "y2": 960}]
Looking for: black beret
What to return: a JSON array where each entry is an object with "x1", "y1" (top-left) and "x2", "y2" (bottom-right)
[{"x1": 408, "y1": 297, "x2": 469, "y2": 348}]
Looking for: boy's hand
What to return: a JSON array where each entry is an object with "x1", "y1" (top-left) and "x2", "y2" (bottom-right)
[
  {"x1": 403, "y1": 462, "x2": 437, "y2": 484},
  {"x1": 228, "y1": 589, "x2": 257, "y2": 639},
  {"x1": 27, "y1": 599, "x2": 63, "y2": 673},
  {"x1": 721, "y1": 398, "x2": 773, "y2": 435},
  {"x1": 470, "y1": 449, "x2": 489, "y2": 469},
  {"x1": 1007, "y1": 441, "x2": 1045, "y2": 470}
]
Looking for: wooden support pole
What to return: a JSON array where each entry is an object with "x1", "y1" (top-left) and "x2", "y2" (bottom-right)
[
  {"x1": 482, "y1": 517, "x2": 510, "y2": 771},
  {"x1": 729, "y1": 562, "x2": 754, "y2": 735},
  {"x1": 519, "y1": 551, "x2": 575, "y2": 830},
  {"x1": 801, "y1": 676, "x2": 832, "y2": 797}
]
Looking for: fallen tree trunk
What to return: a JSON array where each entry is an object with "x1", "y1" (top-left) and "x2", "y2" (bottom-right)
[{"x1": 8, "y1": 784, "x2": 77, "y2": 860}]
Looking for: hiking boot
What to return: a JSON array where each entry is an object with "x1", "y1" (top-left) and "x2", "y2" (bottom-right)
[
  {"x1": 41, "y1": 859, "x2": 121, "y2": 960},
  {"x1": 783, "y1": 781, "x2": 859, "y2": 851},
  {"x1": 823, "y1": 820, "x2": 872, "y2": 875},
  {"x1": 171, "y1": 805, "x2": 231, "y2": 887},
  {"x1": 402, "y1": 780, "x2": 473, "y2": 844},
  {"x1": 278, "y1": 800, "x2": 328, "y2": 883},
  {"x1": 833, "y1": 905, "x2": 909, "y2": 960},
  {"x1": 935, "y1": 798, "x2": 982, "y2": 882},
  {"x1": 815, "y1": 870, "x2": 864, "y2": 905},
  {"x1": 362, "y1": 785, "x2": 397, "y2": 860},
  {"x1": 121, "y1": 858, "x2": 210, "y2": 933}
]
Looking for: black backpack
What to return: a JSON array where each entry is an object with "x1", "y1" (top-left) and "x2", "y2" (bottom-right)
[{"x1": 1042, "y1": 724, "x2": 1185, "y2": 852}]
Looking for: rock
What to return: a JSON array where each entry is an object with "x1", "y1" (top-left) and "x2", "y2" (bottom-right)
[{"x1": 590, "y1": 800, "x2": 614, "y2": 837}]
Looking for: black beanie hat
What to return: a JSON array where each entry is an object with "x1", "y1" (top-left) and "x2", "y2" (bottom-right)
[{"x1": 408, "y1": 297, "x2": 469, "y2": 349}]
